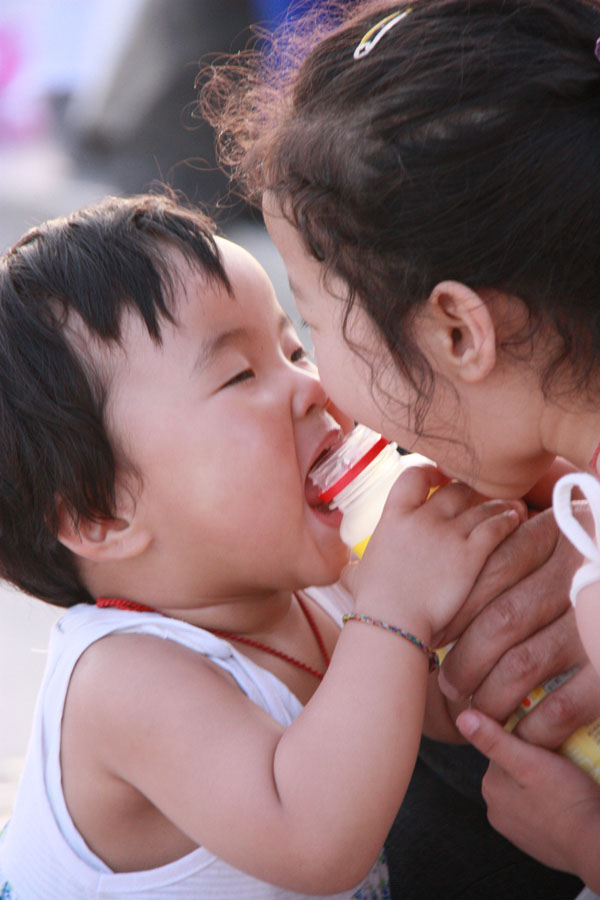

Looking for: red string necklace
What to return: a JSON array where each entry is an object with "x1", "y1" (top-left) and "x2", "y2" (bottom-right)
[{"x1": 96, "y1": 592, "x2": 330, "y2": 681}]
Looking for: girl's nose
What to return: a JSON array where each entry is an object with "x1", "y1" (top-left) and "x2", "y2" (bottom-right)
[{"x1": 291, "y1": 363, "x2": 328, "y2": 419}]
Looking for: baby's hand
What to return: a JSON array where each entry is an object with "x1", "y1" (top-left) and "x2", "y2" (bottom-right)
[{"x1": 348, "y1": 465, "x2": 526, "y2": 639}]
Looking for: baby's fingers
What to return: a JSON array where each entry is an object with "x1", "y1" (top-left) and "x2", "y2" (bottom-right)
[
  {"x1": 385, "y1": 463, "x2": 446, "y2": 511},
  {"x1": 461, "y1": 498, "x2": 527, "y2": 534},
  {"x1": 466, "y1": 501, "x2": 525, "y2": 557}
]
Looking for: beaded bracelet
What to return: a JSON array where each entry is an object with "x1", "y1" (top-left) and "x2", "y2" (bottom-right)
[{"x1": 342, "y1": 613, "x2": 440, "y2": 672}]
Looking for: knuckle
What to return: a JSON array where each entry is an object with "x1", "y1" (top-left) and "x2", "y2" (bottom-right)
[
  {"x1": 481, "y1": 594, "x2": 525, "y2": 642},
  {"x1": 538, "y1": 689, "x2": 580, "y2": 732},
  {"x1": 500, "y1": 642, "x2": 542, "y2": 684},
  {"x1": 399, "y1": 465, "x2": 427, "y2": 488},
  {"x1": 481, "y1": 545, "x2": 515, "y2": 585}
]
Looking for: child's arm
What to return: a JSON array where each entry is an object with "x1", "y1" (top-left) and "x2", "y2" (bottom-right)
[
  {"x1": 575, "y1": 581, "x2": 600, "y2": 680},
  {"x1": 456, "y1": 709, "x2": 600, "y2": 892},
  {"x1": 65, "y1": 467, "x2": 523, "y2": 894}
]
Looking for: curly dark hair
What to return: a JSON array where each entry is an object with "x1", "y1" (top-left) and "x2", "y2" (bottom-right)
[
  {"x1": 0, "y1": 192, "x2": 230, "y2": 607},
  {"x1": 200, "y1": 0, "x2": 600, "y2": 423}
]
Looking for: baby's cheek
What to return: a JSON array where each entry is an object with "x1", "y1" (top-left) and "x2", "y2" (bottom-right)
[{"x1": 575, "y1": 586, "x2": 600, "y2": 678}]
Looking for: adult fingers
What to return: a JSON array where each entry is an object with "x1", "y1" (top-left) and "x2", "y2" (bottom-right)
[
  {"x1": 464, "y1": 607, "x2": 584, "y2": 723},
  {"x1": 438, "y1": 572, "x2": 570, "y2": 701},
  {"x1": 514, "y1": 661, "x2": 600, "y2": 749},
  {"x1": 444, "y1": 609, "x2": 600, "y2": 750},
  {"x1": 445, "y1": 509, "x2": 560, "y2": 638},
  {"x1": 438, "y1": 521, "x2": 580, "y2": 698}
]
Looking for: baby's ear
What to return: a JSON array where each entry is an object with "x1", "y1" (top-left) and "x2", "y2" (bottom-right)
[
  {"x1": 56, "y1": 488, "x2": 151, "y2": 562},
  {"x1": 422, "y1": 281, "x2": 497, "y2": 383}
]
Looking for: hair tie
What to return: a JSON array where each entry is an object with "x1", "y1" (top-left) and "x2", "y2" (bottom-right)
[
  {"x1": 353, "y1": 8, "x2": 412, "y2": 60},
  {"x1": 552, "y1": 472, "x2": 600, "y2": 606}
]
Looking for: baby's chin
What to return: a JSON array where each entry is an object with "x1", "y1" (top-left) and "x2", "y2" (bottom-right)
[{"x1": 303, "y1": 548, "x2": 352, "y2": 590}]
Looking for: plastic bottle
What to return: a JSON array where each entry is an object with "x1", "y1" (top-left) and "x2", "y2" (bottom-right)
[
  {"x1": 311, "y1": 424, "x2": 600, "y2": 782},
  {"x1": 309, "y1": 423, "x2": 432, "y2": 557}
]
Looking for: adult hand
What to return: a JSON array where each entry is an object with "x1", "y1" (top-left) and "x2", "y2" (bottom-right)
[
  {"x1": 437, "y1": 505, "x2": 600, "y2": 748},
  {"x1": 456, "y1": 709, "x2": 600, "y2": 891}
]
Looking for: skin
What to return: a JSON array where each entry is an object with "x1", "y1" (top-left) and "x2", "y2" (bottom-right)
[
  {"x1": 263, "y1": 200, "x2": 600, "y2": 731},
  {"x1": 263, "y1": 200, "x2": 600, "y2": 883},
  {"x1": 453, "y1": 578, "x2": 600, "y2": 890},
  {"x1": 456, "y1": 706, "x2": 600, "y2": 891},
  {"x1": 262, "y1": 201, "x2": 600, "y2": 492},
  {"x1": 56, "y1": 238, "x2": 523, "y2": 890}
]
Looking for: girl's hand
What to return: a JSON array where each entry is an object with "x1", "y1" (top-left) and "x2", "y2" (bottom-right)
[
  {"x1": 347, "y1": 465, "x2": 526, "y2": 639},
  {"x1": 457, "y1": 709, "x2": 600, "y2": 891}
]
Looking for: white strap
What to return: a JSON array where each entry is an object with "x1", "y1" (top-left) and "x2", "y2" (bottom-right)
[{"x1": 552, "y1": 472, "x2": 600, "y2": 606}]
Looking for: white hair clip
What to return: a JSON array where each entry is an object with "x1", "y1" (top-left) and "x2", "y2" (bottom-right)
[{"x1": 353, "y1": 8, "x2": 412, "y2": 60}]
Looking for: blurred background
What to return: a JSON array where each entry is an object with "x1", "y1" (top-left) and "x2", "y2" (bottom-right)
[{"x1": 0, "y1": 0, "x2": 319, "y2": 826}]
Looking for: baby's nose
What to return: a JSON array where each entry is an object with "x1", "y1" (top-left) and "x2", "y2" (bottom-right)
[{"x1": 292, "y1": 367, "x2": 328, "y2": 418}]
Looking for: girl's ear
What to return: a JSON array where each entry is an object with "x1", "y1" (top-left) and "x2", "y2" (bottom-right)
[
  {"x1": 56, "y1": 489, "x2": 152, "y2": 563},
  {"x1": 421, "y1": 280, "x2": 497, "y2": 383}
]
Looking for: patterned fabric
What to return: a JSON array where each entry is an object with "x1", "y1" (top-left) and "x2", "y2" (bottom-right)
[
  {"x1": 0, "y1": 882, "x2": 15, "y2": 899},
  {"x1": 351, "y1": 850, "x2": 390, "y2": 899}
]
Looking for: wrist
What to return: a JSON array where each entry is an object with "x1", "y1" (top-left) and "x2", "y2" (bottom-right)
[
  {"x1": 343, "y1": 611, "x2": 439, "y2": 673},
  {"x1": 353, "y1": 596, "x2": 432, "y2": 646}
]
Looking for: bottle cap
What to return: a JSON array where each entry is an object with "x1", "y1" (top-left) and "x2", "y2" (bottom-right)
[{"x1": 310, "y1": 426, "x2": 390, "y2": 503}]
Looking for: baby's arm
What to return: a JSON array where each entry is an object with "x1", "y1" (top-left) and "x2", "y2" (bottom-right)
[
  {"x1": 67, "y1": 467, "x2": 523, "y2": 894},
  {"x1": 456, "y1": 709, "x2": 600, "y2": 891}
]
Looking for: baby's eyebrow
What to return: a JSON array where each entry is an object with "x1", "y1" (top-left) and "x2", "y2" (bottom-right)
[{"x1": 193, "y1": 313, "x2": 291, "y2": 374}]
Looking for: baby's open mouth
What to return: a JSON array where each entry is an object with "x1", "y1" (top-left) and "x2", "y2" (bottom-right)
[
  {"x1": 305, "y1": 446, "x2": 335, "y2": 508},
  {"x1": 305, "y1": 449, "x2": 343, "y2": 526}
]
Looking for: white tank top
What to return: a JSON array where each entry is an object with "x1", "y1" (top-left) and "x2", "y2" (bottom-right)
[{"x1": 0, "y1": 585, "x2": 389, "y2": 899}]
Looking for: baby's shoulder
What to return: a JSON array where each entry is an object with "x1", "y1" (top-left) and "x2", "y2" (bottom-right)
[{"x1": 69, "y1": 630, "x2": 231, "y2": 705}]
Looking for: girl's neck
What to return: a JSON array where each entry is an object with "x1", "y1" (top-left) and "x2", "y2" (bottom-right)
[{"x1": 541, "y1": 404, "x2": 600, "y2": 475}]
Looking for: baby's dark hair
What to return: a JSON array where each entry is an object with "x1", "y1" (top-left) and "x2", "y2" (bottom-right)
[
  {"x1": 201, "y1": 0, "x2": 600, "y2": 422},
  {"x1": 0, "y1": 192, "x2": 230, "y2": 607}
]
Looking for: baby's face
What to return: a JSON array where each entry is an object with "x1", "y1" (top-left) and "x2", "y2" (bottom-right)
[{"x1": 105, "y1": 238, "x2": 350, "y2": 605}]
